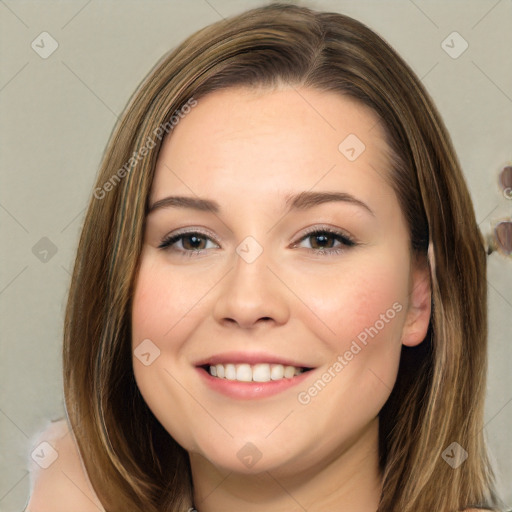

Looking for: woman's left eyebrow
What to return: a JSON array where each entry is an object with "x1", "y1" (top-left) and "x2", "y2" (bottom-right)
[
  {"x1": 147, "y1": 191, "x2": 375, "y2": 217},
  {"x1": 285, "y1": 191, "x2": 375, "y2": 217}
]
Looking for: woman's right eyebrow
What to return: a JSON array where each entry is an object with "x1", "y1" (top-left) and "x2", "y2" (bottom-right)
[
  {"x1": 147, "y1": 191, "x2": 375, "y2": 217},
  {"x1": 148, "y1": 195, "x2": 219, "y2": 214}
]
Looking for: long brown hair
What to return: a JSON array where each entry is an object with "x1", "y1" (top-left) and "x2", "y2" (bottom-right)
[{"x1": 63, "y1": 3, "x2": 501, "y2": 511}]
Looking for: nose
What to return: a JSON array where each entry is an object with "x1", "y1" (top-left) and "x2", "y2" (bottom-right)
[{"x1": 212, "y1": 245, "x2": 290, "y2": 330}]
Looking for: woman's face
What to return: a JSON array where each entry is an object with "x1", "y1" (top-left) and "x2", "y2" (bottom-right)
[{"x1": 131, "y1": 86, "x2": 430, "y2": 477}]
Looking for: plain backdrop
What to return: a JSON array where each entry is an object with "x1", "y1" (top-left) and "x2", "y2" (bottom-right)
[{"x1": 0, "y1": 1, "x2": 511, "y2": 510}]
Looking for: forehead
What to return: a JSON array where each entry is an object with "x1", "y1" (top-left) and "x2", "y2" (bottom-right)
[{"x1": 150, "y1": 86, "x2": 394, "y2": 208}]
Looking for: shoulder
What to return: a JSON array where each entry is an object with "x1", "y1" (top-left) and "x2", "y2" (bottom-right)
[{"x1": 25, "y1": 418, "x2": 104, "y2": 512}]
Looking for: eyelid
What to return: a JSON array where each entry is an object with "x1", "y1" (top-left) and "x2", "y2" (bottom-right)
[
  {"x1": 291, "y1": 224, "x2": 357, "y2": 246},
  {"x1": 163, "y1": 226, "x2": 220, "y2": 243},
  {"x1": 158, "y1": 224, "x2": 357, "y2": 254},
  {"x1": 157, "y1": 227, "x2": 221, "y2": 252}
]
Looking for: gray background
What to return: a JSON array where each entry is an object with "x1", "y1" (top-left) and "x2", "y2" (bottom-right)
[{"x1": 0, "y1": 1, "x2": 510, "y2": 510}]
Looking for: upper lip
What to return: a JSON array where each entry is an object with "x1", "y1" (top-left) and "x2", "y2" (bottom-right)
[{"x1": 194, "y1": 351, "x2": 315, "y2": 369}]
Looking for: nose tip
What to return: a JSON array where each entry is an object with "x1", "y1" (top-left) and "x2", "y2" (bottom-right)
[{"x1": 212, "y1": 246, "x2": 290, "y2": 329}]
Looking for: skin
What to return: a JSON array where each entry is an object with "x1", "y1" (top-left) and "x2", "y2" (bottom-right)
[
  {"x1": 130, "y1": 86, "x2": 432, "y2": 512},
  {"x1": 25, "y1": 419, "x2": 106, "y2": 511}
]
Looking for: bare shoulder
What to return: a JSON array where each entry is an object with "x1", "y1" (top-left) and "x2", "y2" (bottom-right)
[{"x1": 25, "y1": 418, "x2": 105, "y2": 512}]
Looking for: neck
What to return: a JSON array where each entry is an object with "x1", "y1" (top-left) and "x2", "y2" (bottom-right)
[{"x1": 189, "y1": 418, "x2": 382, "y2": 512}]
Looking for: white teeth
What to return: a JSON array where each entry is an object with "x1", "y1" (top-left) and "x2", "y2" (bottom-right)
[
  {"x1": 252, "y1": 363, "x2": 270, "y2": 382},
  {"x1": 270, "y1": 364, "x2": 284, "y2": 380},
  {"x1": 236, "y1": 364, "x2": 252, "y2": 382},
  {"x1": 225, "y1": 364, "x2": 236, "y2": 380},
  {"x1": 215, "y1": 364, "x2": 225, "y2": 378},
  {"x1": 208, "y1": 363, "x2": 305, "y2": 382},
  {"x1": 283, "y1": 365, "x2": 296, "y2": 378}
]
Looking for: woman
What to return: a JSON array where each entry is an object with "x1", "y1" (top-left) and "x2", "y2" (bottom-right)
[{"x1": 26, "y1": 3, "x2": 503, "y2": 511}]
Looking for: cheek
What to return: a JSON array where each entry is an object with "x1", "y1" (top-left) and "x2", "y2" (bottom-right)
[
  {"x1": 131, "y1": 254, "x2": 211, "y2": 346},
  {"x1": 131, "y1": 255, "x2": 209, "y2": 397},
  {"x1": 130, "y1": 252, "x2": 223, "y2": 451},
  {"x1": 290, "y1": 249, "x2": 410, "y2": 405},
  {"x1": 289, "y1": 262, "x2": 409, "y2": 446},
  {"x1": 297, "y1": 253, "x2": 409, "y2": 346}
]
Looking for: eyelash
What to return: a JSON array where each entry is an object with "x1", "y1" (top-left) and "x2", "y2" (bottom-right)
[{"x1": 157, "y1": 226, "x2": 357, "y2": 257}]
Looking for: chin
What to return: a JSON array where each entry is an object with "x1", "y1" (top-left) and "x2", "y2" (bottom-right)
[{"x1": 187, "y1": 433, "x2": 304, "y2": 475}]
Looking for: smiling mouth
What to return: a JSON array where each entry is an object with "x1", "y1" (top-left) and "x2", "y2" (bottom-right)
[{"x1": 201, "y1": 363, "x2": 313, "y2": 383}]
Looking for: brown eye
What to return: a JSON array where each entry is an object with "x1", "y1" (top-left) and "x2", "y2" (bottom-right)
[
  {"x1": 158, "y1": 231, "x2": 219, "y2": 253},
  {"x1": 308, "y1": 233, "x2": 337, "y2": 249},
  {"x1": 294, "y1": 228, "x2": 356, "y2": 255},
  {"x1": 182, "y1": 234, "x2": 207, "y2": 250}
]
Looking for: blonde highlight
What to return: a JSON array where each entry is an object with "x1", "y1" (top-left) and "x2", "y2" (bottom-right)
[{"x1": 62, "y1": 3, "x2": 501, "y2": 511}]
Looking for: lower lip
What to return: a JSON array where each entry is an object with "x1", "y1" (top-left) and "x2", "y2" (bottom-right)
[{"x1": 196, "y1": 367, "x2": 313, "y2": 399}]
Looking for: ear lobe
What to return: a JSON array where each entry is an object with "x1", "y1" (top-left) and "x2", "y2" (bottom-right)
[{"x1": 401, "y1": 260, "x2": 432, "y2": 348}]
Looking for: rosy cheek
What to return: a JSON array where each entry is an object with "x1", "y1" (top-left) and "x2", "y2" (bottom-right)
[
  {"x1": 132, "y1": 254, "x2": 183, "y2": 332},
  {"x1": 310, "y1": 264, "x2": 405, "y2": 334},
  {"x1": 132, "y1": 273, "x2": 162, "y2": 340},
  {"x1": 131, "y1": 255, "x2": 213, "y2": 356},
  {"x1": 132, "y1": 272, "x2": 175, "y2": 355}
]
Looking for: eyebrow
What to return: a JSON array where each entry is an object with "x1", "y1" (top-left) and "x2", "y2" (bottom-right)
[
  {"x1": 284, "y1": 191, "x2": 375, "y2": 216},
  {"x1": 147, "y1": 191, "x2": 375, "y2": 216}
]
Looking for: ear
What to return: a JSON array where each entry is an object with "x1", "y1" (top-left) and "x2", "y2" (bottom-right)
[{"x1": 401, "y1": 254, "x2": 432, "y2": 347}]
